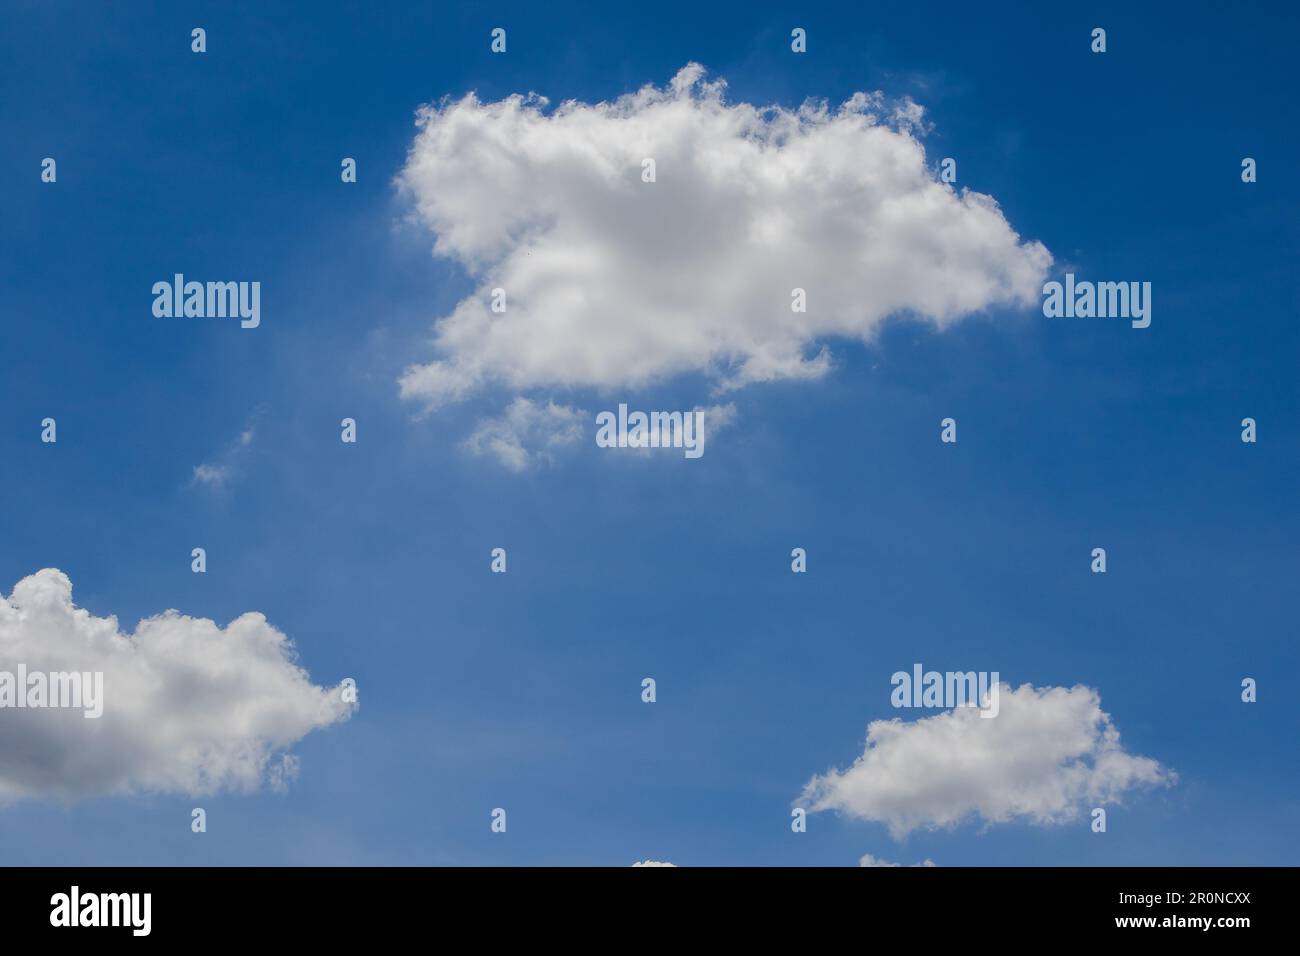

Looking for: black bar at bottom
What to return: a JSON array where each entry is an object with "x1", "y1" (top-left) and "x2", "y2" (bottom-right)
[{"x1": 0, "y1": 866, "x2": 1282, "y2": 940}]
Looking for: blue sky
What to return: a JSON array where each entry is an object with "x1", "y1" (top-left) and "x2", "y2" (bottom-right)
[{"x1": 1, "y1": 0, "x2": 1297, "y2": 865}]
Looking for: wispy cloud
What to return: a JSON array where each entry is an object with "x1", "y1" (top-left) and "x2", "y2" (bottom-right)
[
  {"x1": 191, "y1": 410, "x2": 263, "y2": 489},
  {"x1": 464, "y1": 398, "x2": 586, "y2": 472}
]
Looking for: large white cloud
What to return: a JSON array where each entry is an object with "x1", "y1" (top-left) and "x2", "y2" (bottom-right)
[
  {"x1": 799, "y1": 684, "x2": 1174, "y2": 839},
  {"x1": 396, "y1": 63, "x2": 1051, "y2": 409},
  {"x1": 0, "y1": 569, "x2": 356, "y2": 802}
]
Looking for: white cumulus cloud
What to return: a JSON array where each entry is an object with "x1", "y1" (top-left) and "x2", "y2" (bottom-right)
[
  {"x1": 396, "y1": 63, "x2": 1050, "y2": 409},
  {"x1": 799, "y1": 683, "x2": 1174, "y2": 839},
  {"x1": 0, "y1": 569, "x2": 356, "y2": 803},
  {"x1": 631, "y1": 860, "x2": 677, "y2": 867}
]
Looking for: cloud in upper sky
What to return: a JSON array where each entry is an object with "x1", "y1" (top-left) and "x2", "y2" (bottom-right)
[
  {"x1": 396, "y1": 63, "x2": 1051, "y2": 410},
  {"x1": 799, "y1": 683, "x2": 1174, "y2": 839},
  {"x1": 0, "y1": 569, "x2": 355, "y2": 803}
]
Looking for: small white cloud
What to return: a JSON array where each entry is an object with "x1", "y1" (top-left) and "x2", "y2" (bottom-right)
[
  {"x1": 800, "y1": 683, "x2": 1174, "y2": 839},
  {"x1": 631, "y1": 860, "x2": 677, "y2": 867},
  {"x1": 0, "y1": 569, "x2": 356, "y2": 803},
  {"x1": 464, "y1": 397, "x2": 586, "y2": 471},
  {"x1": 858, "y1": 853, "x2": 937, "y2": 867}
]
